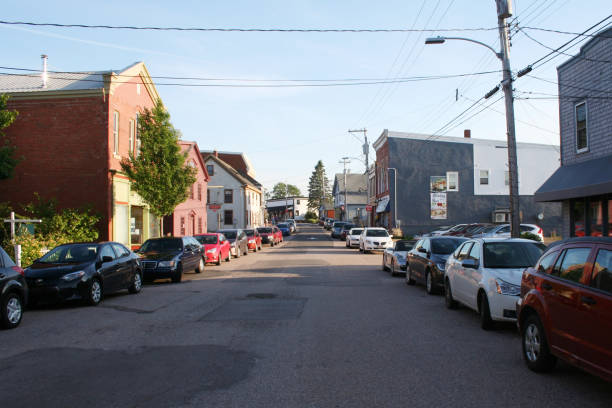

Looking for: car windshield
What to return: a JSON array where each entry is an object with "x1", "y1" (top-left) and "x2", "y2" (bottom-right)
[
  {"x1": 431, "y1": 238, "x2": 464, "y2": 254},
  {"x1": 257, "y1": 228, "x2": 272, "y2": 233},
  {"x1": 350, "y1": 229, "x2": 363, "y2": 235},
  {"x1": 140, "y1": 238, "x2": 182, "y2": 252},
  {"x1": 195, "y1": 235, "x2": 218, "y2": 245},
  {"x1": 277, "y1": 223, "x2": 288, "y2": 228},
  {"x1": 483, "y1": 242, "x2": 546, "y2": 268},
  {"x1": 480, "y1": 225, "x2": 499, "y2": 233},
  {"x1": 342, "y1": 224, "x2": 356, "y2": 231},
  {"x1": 395, "y1": 241, "x2": 413, "y2": 251},
  {"x1": 366, "y1": 229, "x2": 389, "y2": 237},
  {"x1": 38, "y1": 244, "x2": 98, "y2": 263},
  {"x1": 333, "y1": 223, "x2": 345, "y2": 228},
  {"x1": 244, "y1": 229, "x2": 255, "y2": 236},
  {"x1": 221, "y1": 231, "x2": 237, "y2": 239}
]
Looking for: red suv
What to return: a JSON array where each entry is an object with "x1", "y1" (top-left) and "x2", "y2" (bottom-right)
[
  {"x1": 244, "y1": 229, "x2": 263, "y2": 252},
  {"x1": 517, "y1": 237, "x2": 612, "y2": 382},
  {"x1": 257, "y1": 227, "x2": 277, "y2": 246}
]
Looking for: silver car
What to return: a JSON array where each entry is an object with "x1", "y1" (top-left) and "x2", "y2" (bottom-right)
[
  {"x1": 218, "y1": 229, "x2": 248, "y2": 258},
  {"x1": 382, "y1": 240, "x2": 415, "y2": 276}
]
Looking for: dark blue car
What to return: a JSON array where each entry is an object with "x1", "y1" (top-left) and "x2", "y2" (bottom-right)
[{"x1": 277, "y1": 223, "x2": 291, "y2": 236}]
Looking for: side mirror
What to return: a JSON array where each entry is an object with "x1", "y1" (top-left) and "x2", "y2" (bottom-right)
[
  {"x1": 417, "y1": 247, "x2": 427, "y2": 254},
  {"x1": 102, "y1": 255, "x2": 114, "y2": 263},
  {"x1": 461, "y1": 259, "x2": 479, "y2": 269}
]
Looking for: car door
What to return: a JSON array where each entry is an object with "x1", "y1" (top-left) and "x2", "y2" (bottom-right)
[
  {"x1": 577, "y1": 246, "x2": 612, "y2": 375},
  {"x1": 181, "y1": 238, "x2": 196, "y2": 270},
  {"x1": 542, "y1": 246, "x2": 593, "y2": 357},
  {"x1": 408, "y1": 239, "x2": 422, "y2": 273},
  {"x1": 452, "y1": 242, "x2": 474, "y2": 304},
  {"x1": 463, "y1": 242, "x2": 482, "y2": 310},
  {"x1": 111, "y1": 243, "x2": 133, "y2": 289},
  {"x1": 97, "y1": 244, "x2": 119, "y2": 292}
]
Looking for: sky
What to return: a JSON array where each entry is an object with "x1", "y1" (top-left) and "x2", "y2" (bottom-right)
[{"x1": 2, "y1": 0, "x2": 610, "y2": 195}]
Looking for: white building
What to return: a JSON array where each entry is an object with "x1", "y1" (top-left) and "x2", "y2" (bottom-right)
[{"x1": 266, "y1": 196, "x2": 309, "y2": 221}]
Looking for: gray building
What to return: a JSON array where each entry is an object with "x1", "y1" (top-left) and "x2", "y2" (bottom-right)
[
  {"x1": 332, "y1": 173, "x2": 368, "y2": 225},
  {"x1": 373, "y1": 130, "x2": 562, "y2": 237},
  {"x1": 535, "y1": 26, "x2": 612, "y2": 238}
]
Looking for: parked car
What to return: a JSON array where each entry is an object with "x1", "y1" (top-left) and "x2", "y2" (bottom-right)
[
  {"x1": 257, "y1": 227, "x2": 278, "y2": 246},
  {"x1": 331, "y1": 221, "x2": 347, "y2": 239},
  {"x1": 286, "y1": 219, "x2": 297, "y2": 233},
  {"x1": 444, "y1": 238, "x2": 546, "y2": 329},
  {"x1": 273, "y1": 225, "x2": 284, "y2": 243},
  {"x1": 138, "y1": 236, "x2": 204, "y2": 283},
  {"x1": 463, "y1": 223, "x2": 494, "y2": 237},
  {"x1": 277, "y1": 223, "x2": 291, "y2": 236},
  {"x1": 340, "y1": 223, "x2": 356, "y2": 241},
  {"x1": 406, "y1": 237, "x2": 467, "y2": 294},
  {"x1": 325, "y1": 218, "x2": 335, "y2": 230},
  {"x1": 359, "y1": 228, "x2": 392, "y2": 253},
  {"x1": 429, "y1": 225, "x2": 455, "y2": 236},
  {"x1": 440, "y1": 224, "x2": 468, "y2": 236},
  {"x1": 473, "y1": 223, "x2": 544, "y2": 241},
  {"x1": 517, "y1": 237, "x2": 612, "y2": 382},
  {"x1": 26, "y1": 242, "x2": 142, "y2": 306},
  {"x1": 383, "y1": 240, "x2": 415, "y2": 276},
  {"x1": 194, "y1": 233, "x2": 231, "y2": 265},
  {"x1": 219, "y1": 229, "x2": 248, "y2": 258},
  {"x1": 0, "y1": 246, "x2": 27, "y2": 329},
  {"x1": 345, "y1": 227, "x2": 364, "y2": 248},
  {"x1": 244, "y1": 229, "x2": 263, "y2": 252}
]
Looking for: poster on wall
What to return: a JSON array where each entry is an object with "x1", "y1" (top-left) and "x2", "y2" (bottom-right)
[
  {"x1": 430, "y1": 176, "x2": 447, "y2": 192},
  {"x1": 430, "y1": 193, "x2": 447, "y2": 219}
]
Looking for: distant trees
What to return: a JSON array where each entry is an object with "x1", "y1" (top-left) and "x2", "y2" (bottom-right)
[
  {"x1": 271, "y1": 182, "x2": 301, "y2": 199},
  {"x1": 307, "y1": 160, "x2": 331, "y2": 212},
  {"x1": 0, "y1": 94, "x2": 19, "y2": 180}
]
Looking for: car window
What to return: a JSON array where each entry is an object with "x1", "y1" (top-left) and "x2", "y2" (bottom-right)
[
  {"x1": 520, "y1": 225, "x2": 533, "y2": 232},
  {"x1": 497, "y1": 226, "x2": 510, "y2": 234},
  {"x1": 431, "y1": 238, "x2": 463, "y2": 254},
  {"x1": 421, "y1": 239, "x2": 431, "y2": 252},
  {"x1": 112, "y1": 243, "x2": 130, "y2": 258},
  {"x1": 592, "y1": 249, "x2": 612, "y2": 294},
  {"x1": 483, "y1": 242, "x2": 545, "y2": 268},
  {"x1": 366, "y1": 229, "x2": 389, "y2": 237},
  {"x1": 554, "y1": 248, "x2": 592, "y2": 284},
  {"x1": 39, "y1": 244, "x2": 98, "y2": 263},
  {"x1": 537, "y1": 251, "x2": 559, "y2": 274},
  {"x1": 468, "y1": 243, "x2": 480, "y2": 261},
  {"x1": 351, "y1": 229, "x2": 363, "y2": 235},
  {"x1": 99, "y1": 245, "x2": 116, "y2": 260},
  {"x1": 458, "y1": 242, "x2": 473, "y2": 260},
  {"x1": 395, "y1": 241, "x2": 413, "y2": 251}
]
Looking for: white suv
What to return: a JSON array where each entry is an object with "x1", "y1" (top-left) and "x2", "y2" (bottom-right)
[{"x1": 359, "y1": 228, "x2": 392, "y2": 253}]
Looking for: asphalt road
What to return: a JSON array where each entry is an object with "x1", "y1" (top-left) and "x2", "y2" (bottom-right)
[{"x1": 1, "y1": 224, "x2": 611, "y2": 407}]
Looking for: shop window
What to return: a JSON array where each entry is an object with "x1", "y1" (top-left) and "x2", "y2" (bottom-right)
[
  {"x1": 575, "y1": 101, "x2": 588, "y2": 152},
  {"x1": 224, "y1": 210, "x2": 233, "y2": 225},
  {"x1": 114, "y1": 204, "x2": 129, "y2": 245},
  {"x1": 149, "y1": 214, "x2": 160, "y2": 238},
  {"x1": 572, "y1": 199, "x2": 585, "y2": 237},
  {"x1": 590, "y1": 199, "x2": 603, "y2": 237},
  {"x1": 224, "y1": 189, "x2": 233, "y2": 204},
  {"x1": 130, "y1": 206, "x2": 144, "y2": 245}
]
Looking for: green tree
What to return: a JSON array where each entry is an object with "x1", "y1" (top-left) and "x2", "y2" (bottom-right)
[
  {"x1": 271, "y1": 182, "x2": 301, "y2": 199},
  {"x1": 307, "y1": 160, "x2": 331, "y2": 211},
  {"x1": 120, "y1": 100, "x2": 196, "y2": 217},
  {"x1": 0, "y1": 94, "x2": 20, "y2": 180}
]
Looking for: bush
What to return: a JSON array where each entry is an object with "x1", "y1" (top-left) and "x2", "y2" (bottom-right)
[
  {"x1": 521, "y1": 231, "x2": 542, "y2": 242},
  {"x1": 304, "y1": 210, "x2": 318, "y2": 224}
]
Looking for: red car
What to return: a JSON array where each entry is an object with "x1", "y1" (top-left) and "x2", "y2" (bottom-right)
[
  {"x1": 517, "y1": 237, "x2": 612, "y2": 382},
  {"x1": 194, "y1": 233, "x2": 231, "y2": 265},
  {"x1": 273, "y1": 225, "x2": 283, "y2": 243},
  {"x1": 257, "y1": 227, "x2": 278, "y2": 246},
  {"x1": 244, "y1": 229, "x2": 263, "y2": 252}
]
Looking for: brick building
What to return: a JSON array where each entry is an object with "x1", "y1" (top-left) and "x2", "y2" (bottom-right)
[
  {"x1": 535, "y1": 27, "x2": 612, "y2": 237},
  {"x1": 0, "y1": 61, "x2": 164, "y2": 247}
]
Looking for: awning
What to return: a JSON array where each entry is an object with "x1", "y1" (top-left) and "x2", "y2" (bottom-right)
[
  {"x1": 535, "y1": 154, "x2": 612, "y2": 202},
  {"x1": 376, "y1": 196, "x2": 390, "y2": 213}
]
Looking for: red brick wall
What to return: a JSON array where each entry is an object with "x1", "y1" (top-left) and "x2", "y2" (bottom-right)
[{"x1": 375, "y1": 139, "x2": 389, "y2": 199}]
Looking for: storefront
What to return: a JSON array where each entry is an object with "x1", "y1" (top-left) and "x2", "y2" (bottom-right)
[{"x1": 375, "y1": 195, "x2": 390, "y2": 228}]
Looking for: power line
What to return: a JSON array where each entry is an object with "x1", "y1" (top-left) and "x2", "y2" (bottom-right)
[
  {"x1": 521, "y1": 26, "x2": 612, "y2": 38},
  {"x1": 518, "y1": 27, "x2": 612, "y2": 63},
  {"x1": 526, "y1": 75, "x2": 612, "y2": 95}
]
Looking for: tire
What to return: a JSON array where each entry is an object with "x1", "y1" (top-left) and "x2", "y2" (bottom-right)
[
  {"x1": 390, "y1": 261, "x2": 397, "y2": 277},
  {"x1": 171, "y1": 264, "x2": 183, "y2": 283},
  {"x1": 216, "y1": 256, "x2": 222, "y2": 266},
  {"x1": 87, "y1": 278, "x2": 102, "y2": 306},
  {"x1": 522, "y1": 314, "x2": 557, "y2": 372},
  {"x1": 425, "y1": 270, "x2": 435, "y2": 295},
  {"x1": 382, "y1": 256, "x2": 389, "y2": 271},
  {"x1": 225, "y1": 252, "x2": 231, "y2": 262},
  {"x1": 253, "y1": 245, "x2": 257, "y2": 253},
  {"x1": 128, "y1": 271, "x2": 142, "y2": 294},
  {"x1": 444, "y1": 279, "x2": 458, "y2": 309},
  {"x1": 196, "y1": 258, "x2": 204, "y2": 273},
  {"x1": 406, "y1": 265, "x2": 416, "y2": 285},
  {"x1": 479, "y1": 293, "x2": 494, "y2": 330},
  {"x1": 1, "y1": 292, "x2": 23, "y2": 329},
  {"x1": 243, "y1": 246, "x2": 248, "y2": 256}
]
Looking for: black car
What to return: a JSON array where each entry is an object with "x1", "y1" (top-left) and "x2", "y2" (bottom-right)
[
  {"x1": 1, "y1": 246, "x2": 27, "y2": 329},
  {"x1": 331, "y1": 222, "x2": 347, "y2": 239},
  {"x1": 25, "y1": 242, "x2": 142, "y2": 306},
  {"x1": 138, "y1": 237, "x2": 204, "y2": 283},
  {"x1": 340, "y1": 224, "x2": 356, "y2": 241},
  {"x1": 406, "y1": 236, "x2": 467, "y2": 294}
]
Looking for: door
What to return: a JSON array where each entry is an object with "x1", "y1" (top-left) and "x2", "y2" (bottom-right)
[
  {"x1": 182, "y1": 238, "x2": 197, "y2": 270},
  {"x1": 98, "y1": 244, "x2": 119, "y2": 292},
  {"x1": 464, "y1": 242, "x2": 482, "y2": 310},
  {"x1": 415, "y1": 239, "x2": 431, "y2": 283},
  {"x1": 112, "y1": 243, "x2": 133, "y2": 289},
  {"x1": 452, "y1": 242, "x2": 474, "y2": 303}
]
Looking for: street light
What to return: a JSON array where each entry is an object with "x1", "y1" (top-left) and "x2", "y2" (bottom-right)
[
  {"x1": 424, "y1": 4, "x2": 520, "y2": 238},
  {"x1": 388, "y1": 168, "x2": 398, "y2": 229}
]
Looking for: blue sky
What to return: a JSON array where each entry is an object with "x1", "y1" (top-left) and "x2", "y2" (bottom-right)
[{"x1": 2, "y1": 0, "x2": 610, "y2": 194}]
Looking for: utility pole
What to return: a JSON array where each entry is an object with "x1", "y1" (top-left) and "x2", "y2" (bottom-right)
[
  {"x1": 348, "y1": 128, "x2": 368, "y2": 173},
  {"x1": 496, "y1": 0, "x2": 520, "y2": 238},
  {"x1": 339, "y1": 157, "x2": 351, "y2": 221}
]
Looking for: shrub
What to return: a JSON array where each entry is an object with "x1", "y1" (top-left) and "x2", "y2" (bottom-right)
[{"x1": 521, "y1": 231, "x2": 542, "y2": 242}]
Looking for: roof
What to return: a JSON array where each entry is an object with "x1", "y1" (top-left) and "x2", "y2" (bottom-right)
[
  {"x1": 179, "y1": 140, "x2": 210, "y2": 182},
  {"x1": 202, "y1": 153, "x2": 262, "y2": 191},
  {"x1": 200, "y1": 150, "x2": 256, "y2": 179},
  {"x1": 558, "y1": 26, "x2": 612, "y2": 71},
  {"x1": 548, "y1": 236, "x2": 612, "y2": 248},
  {"x1": 535, "y1": 154, "x2": 612, "y2": 202},
  {"x1": 333, "y1": 173, "x2": 367, "y2": 193}
]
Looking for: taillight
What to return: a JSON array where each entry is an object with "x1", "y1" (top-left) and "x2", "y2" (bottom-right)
[
  {"x1": 12, "y1": 266, "x2": 24, "y2": 276},
  {"x1": 537, "y1": 227, "x2": 543, "y2": 234}
]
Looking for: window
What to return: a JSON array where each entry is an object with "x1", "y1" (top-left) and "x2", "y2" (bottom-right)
[
  {"x1": 207, "y1": 165, "x2": 214, "y2": 176},
  {"x1": 180, "y1": 216, "x2": 185, "y2": 236},
  {"x1": 113, "y1": 111, "x2": 119, "y2": 155},
  {"x1": 589, "y1": 199, "x2": 603, "y2": 237},
  {"x1": 224, "y1": 189, "x2": 233, "y2": 204},
  {"x1": 458, "y1": 242, "x2": 473, "y2": 260},
  {"x1": 198, "y1": 217, "x2": 202, "y2": 234},
  {"x1": 468, "y1": 243, "x2": 480, "y2": 262},
  {"x1": 197, "y1": 184, "x2": 202, "y2": 201},
  {"x1": 572, "y1": 199, "x2": 586, "y2": 237},
  {"x1": 592, "y1": 249, "x2": 612, "y2": 294},
  {"x1": 446, "y1": 171, "x2": 459, "y2": 192},
  {"x1": 189, "y1": 184, "x2": 194, "y2": 200},
  {"x1": 556, "y1": 248, "x2": 592, "y2": 283},
  {"x1": 421, "y1": 239, "x2": 431, "y2": 253},
  {"x1": 207, "y1": 189, "x2": 210, "y2": 203},
  {"x1": 575, "y1": 101, "x2": 588, "y2": 152},
  {"x1": 504, "y1": 171, "x2": 510, "y2": 186},
  {"x1": 479, "y1": 170, "x2": 489, "y2": 185},
  {"x1": 99, "y1": 245, "x2": 116, "y2": 261},
  {"x1": 135, "y1": 113, "x2": 141, "y2": 157},
  {"x1": 537, "y1": 251, "x2": 559, "y2": 274},
  {"x1": 296, "y1": 210, "x2": 300, "y2": 216},
  {"x1": 128, "y1": 119, "x2": 135, "y2": 154},
  {"x1": 224, "y1": 210, "x2": 233, "y2": 225},
  {"x1": 297, "y1": 199, "x2": 301, "y2": 205},
  {"x1": 112, "y1": 243, "x2": 130, "y2": 258}
]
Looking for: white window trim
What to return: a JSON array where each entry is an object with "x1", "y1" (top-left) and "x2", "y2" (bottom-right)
[
  {"x1": 479, "y1": 169, "x2": 489, "y2": 185},
  {"x1": 575, "y1": 101, "x2": 588, "y2": 153},
  {"x1": 128, "y1": 119, "x2": 135, "y2": 154},
  {"x1": 446, "y1": 171, "x2": 459, "y2": 192},
  {"x1": 113, "y1": 111, "x2": 119, "y2": 156}
]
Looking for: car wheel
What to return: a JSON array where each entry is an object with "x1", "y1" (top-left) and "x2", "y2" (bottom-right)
[
  {"x1": 1, "y1": 292, "x2": 23, "y2": 329},
  {"x1": 253, "y1": 245, "x2": 257, "y2": 252},
  {"x1": 236, "y1": 248, "x2": 241, "y2": 258},
  {"x1": 390, "y1": 260, "x2": 397, "y2": 277},
  {"x1": 196, "y1": 258, "x2": 204, "y2": 273},
  {"x1": 244, "y1": 246, "x2": 248, "y2": 256},
  {"x1": 225, "y1": 252, "x2": 231, "y2": 262},
  {"x1": 171, "y1": 264, "x2": 183, "y2": 283},
  {"x1": 522, "y1": 314, "x2": 557, "y2": 372},
  {"x1": 216, "y1": 255, "x2": 222, "y2": 266},
  {"x1": 382, "y1": 256, "x2": 389, "y2": 271},
  {"x1": 479, "y1": 293, "x2": 494, "y2": 330},
  {"x1": 425, "y1": 270, "x2": 435, "y2": 295},
  {"x1": 87, "y1": 278, "x2": 102, "y2": 306},
  {"x1": 444, "y1": 279, "x2": 458, "y2": 309},
  {"x1": 406, "y1": 265, "x2": 416, "y2": 285},
  {"x1": 128, "y1": 271, "x2": 142, "y2": 294}
]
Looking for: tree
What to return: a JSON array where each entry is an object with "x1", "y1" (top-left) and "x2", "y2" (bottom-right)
[
  {"x1": 271, "y1": 182, "x2": 301, "y2": 199},
  {"x1": 0, "y1": 94, "x2": 20, "y2": 180},
  {"x1": 120, "y1": 100, "x2": 196, "y2": 217},
  {"x1": 307, "y1": 160, "x2": 331, "y2": 211}
]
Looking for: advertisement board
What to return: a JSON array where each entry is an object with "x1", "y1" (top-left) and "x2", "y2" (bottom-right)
[{"x1": 430, "y1": 192, "x2": 447, "y2": 219}]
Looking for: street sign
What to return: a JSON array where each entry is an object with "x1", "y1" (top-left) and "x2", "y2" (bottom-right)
[
  {"x1": 209, "y1": 204, "x2": 221, "y2": 210},
  {"x1": 366, "y1": 205, "x2": 372, "y2": 212}
]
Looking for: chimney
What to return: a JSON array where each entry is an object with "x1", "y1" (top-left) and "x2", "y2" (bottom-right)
[
  {"x1": 213, "y1": 150, "x2": 218, "y2": 157},
  {"x1": 41, "y1": 54, "x2": 48, "y2": 88},
  {"x1": 464, "y1": 129, "x2": 471, "y2": 138}
]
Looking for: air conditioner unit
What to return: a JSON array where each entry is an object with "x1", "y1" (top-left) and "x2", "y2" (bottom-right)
[
  {"x1": 495, "y1": 213, "x2": 507, "y2": 223},
  {"x1": 492, "y1": 208, "x2": 510, "y2": 224}
]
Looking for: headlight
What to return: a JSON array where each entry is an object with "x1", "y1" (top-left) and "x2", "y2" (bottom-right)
[
  {"x1": 436, "y1": 263, "x2": 446, "y2": 271},
  {"x1": 206, "y1": 248, "x2": 217, "y2": 254},
  {"x1": 61, "y1": 271, "x2": 85, "y2": 281},
  {"x1": 158, "y1": 261, "x2": 176, "y2": 268},
  {"x1": 495, "y1": 279, "x2": 520, "y2": 296},
  {"x1": 248, "y1": 239, "x2": 255, "y2": 243}
]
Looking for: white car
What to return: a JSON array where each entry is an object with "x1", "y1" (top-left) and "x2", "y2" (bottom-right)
[
  {"x1": 472, "y1": 223, "x2": 544, "y2": 241},
  {"x1": 359, "y1": 228, "x2": 392, "y2": 253},
  {"x1": 443, "y1": 238, "x2": 546, "y2": 329},
  {"x1": 345, "y1": 227, "x2": 364, "y2": 248}
]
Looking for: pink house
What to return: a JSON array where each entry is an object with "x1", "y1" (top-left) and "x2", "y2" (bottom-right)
[{"x1": 163, "y1": 141, "x2": 210, "y2": 236}]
